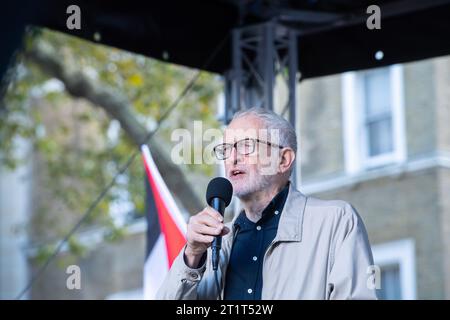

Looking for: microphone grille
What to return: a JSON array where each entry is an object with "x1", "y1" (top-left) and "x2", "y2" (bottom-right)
[{"x1": 206, "y1": 177, "x2": 233, "y2": 207}]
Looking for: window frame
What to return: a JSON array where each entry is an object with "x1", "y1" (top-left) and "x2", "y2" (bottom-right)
[
  {"x1": 371, "y1": 238, "x2": 417, "y2": 300},
  {"x1": 342, "y1": 65, "x2": 407, "y2": 174}
]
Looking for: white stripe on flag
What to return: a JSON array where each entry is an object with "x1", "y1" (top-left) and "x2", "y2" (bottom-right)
[
  {"x1": 140, "y1": 144, "x2": 187, "y2": 235},
  {"x1": 141, "y1": 144, "x2": 188, "y2": 299},
  {"x1": 143, "y1": 234, "x2": 168, "y2": 299}
]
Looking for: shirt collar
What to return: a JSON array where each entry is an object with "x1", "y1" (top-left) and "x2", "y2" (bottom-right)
[{"x1": 234, "y1": 182, "x2": 290, "y2": 229}]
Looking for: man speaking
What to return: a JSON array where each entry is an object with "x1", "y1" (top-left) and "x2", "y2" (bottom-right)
[{"x1": 157, "y1": 107, "x2": 377, "y2": 300}]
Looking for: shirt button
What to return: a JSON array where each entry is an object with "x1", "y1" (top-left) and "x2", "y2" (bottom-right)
[
  {"x1": 252, "y1": 256, "x2": 258, "y2": 261},
  {"x1": 274, "y1": 210, "x2": 279, "y2": 215},
  {"x1": 247, "y1": 288, "x2": 253, "y2": 294},
  {"x1": 190, "y1": 272, "x2": 198, "y2": 279},
  {"x1": 256, "y1": 226, "x2": 262, "y2": 231}
]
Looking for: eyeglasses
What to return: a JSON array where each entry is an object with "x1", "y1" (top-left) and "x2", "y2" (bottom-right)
[{"x1": 213, "y1": 138, "x2": 284, "y2": 160}]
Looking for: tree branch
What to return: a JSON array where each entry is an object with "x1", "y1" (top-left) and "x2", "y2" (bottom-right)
[{"x1": 25, "y1": 41, "x2": 203, "y2": 214}]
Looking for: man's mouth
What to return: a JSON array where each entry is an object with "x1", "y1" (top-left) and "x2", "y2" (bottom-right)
[{"x1": 229, "y1": 169, "x2": 246, "y2": 179}]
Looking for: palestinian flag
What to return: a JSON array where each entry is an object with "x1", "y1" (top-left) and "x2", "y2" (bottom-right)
[{"x1": 141, "y1": 144, "x2": 187, "y2": 299}]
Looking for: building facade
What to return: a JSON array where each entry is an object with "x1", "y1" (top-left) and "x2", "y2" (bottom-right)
[{"x1": 297, "y1": 56, "x2": 450, "y2": 299}]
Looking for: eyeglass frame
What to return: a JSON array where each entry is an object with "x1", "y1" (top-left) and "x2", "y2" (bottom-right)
[{"x1": 213, "y1": 137, "x2": 285, "y2": 160}]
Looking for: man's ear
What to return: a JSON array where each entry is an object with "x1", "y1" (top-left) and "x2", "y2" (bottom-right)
[{"x1": 279, "y1": 148, "x2": 296, "y2": 174}]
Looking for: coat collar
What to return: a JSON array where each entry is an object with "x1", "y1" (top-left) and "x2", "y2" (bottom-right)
[
  {"x1": 274, "y1": 182, "x2": 307, "y2": 242},
  {"x1": 227, "y1": 182, "x2": 307, "y2": 243}
]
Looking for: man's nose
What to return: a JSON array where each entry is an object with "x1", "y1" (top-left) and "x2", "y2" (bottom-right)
[{"x1": 226, "y1": 145, "x2": 240, "y2": 165}]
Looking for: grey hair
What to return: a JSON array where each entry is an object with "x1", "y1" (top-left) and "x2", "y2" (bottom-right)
[{"x1": 231, "y1": 107, "x2": 297, "y2": 154}]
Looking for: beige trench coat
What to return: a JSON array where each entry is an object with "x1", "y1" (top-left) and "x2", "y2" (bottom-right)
[{"x1": 156, "y1": 183, "x2": 377, "y2": 300}]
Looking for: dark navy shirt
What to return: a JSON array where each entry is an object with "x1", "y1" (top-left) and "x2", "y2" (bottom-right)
[{"x1": 224, "y1": 183, "x2": 289, "y2": 300}]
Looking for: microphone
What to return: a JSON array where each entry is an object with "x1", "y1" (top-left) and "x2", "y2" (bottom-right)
[{"x1": 206, "y1": 177, "x2": 233, "y2": 271}]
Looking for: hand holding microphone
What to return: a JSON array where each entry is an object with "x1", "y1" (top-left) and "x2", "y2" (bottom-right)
[{"x1": 184, "y1": 177, "x2": 233, "y2": 269}]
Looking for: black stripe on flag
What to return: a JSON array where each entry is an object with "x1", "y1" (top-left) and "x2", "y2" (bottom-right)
[{"x1": 145, "y1": 176, "x2": 161, "y2": 259}]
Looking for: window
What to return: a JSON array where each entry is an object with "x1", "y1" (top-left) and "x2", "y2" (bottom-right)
[
  {"x1": 363, "y1": 68, "x2": 394, "y2": 157},
  {"x1": 342, "y1": 65, "x2": 406, "y2": 174},
  {"x1": 371, "y1": 239, "x2": 417, "y2": 300},
  {"x1": 378, "y1": 263, "x2": 402, "y2": 300}
]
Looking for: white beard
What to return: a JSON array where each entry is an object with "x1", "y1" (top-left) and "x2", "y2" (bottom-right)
[{"x1": 233, "y1": 170, "x2": 274, "y2": 199}]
